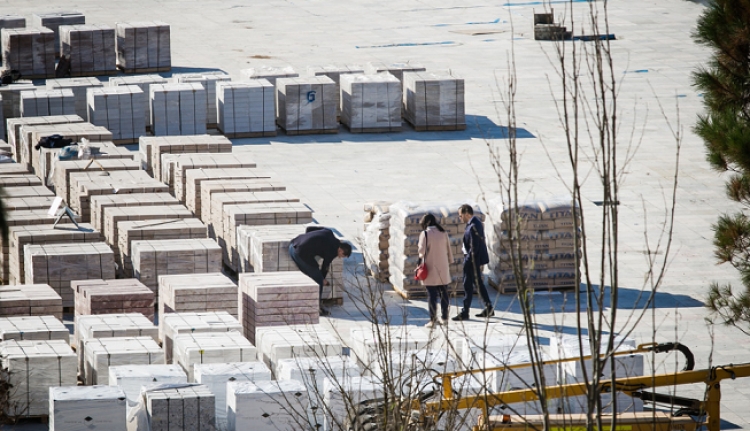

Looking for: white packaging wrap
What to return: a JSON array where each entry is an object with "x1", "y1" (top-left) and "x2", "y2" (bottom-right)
[
  {"x1": 50, "y1": 385, "x2": 127, "y2": 431},
  {"x1": 108, "y1": 364, "x2": 187, "y2": 403},
  {"x1": 226, "y1": 380, "x2": 307, "y2": 431}
]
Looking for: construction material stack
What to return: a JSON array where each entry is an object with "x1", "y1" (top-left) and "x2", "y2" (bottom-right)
[
  {"x1": 1, "y1": 28, "x2": 56, "y2": 79},
  {"x1": 46, "y1": 78, "x2": 102, "y2": 118},
  {"x1": 72, "y1": 278, "x2": 156, "y2": 321},
  {"x1": 241, "y1": 65, "x2": 298, "y2": 86},
  {"x1": 254, "y1": 324, "x2": 341, "y2": 372},
  {"x1": 87, "y1": 85, "x2": 146, "y2": 142},
  {"x1": 150, "y1": 82, "x2": 207, "y2": 136},
  {"x1": 115, "y1": 21, "x2": 171, "y2": 73},
  {"x1": 340, "y1": 73, "x2": 402, "y2": 133},
  {"x1": 131, "y1": 238, "x2": 222, "y2": 292},
  {"x1": 160, "y1": 311, "x2": 243, "y2": 365},
  {"x1": 141, "y1": 134, "x2": 232, "y2": 180},
  {"x1": 216, "y1": 80, "x2": 277, "y2": 138},
  {"x1": 0, "y1": 284, "x2": 62, "y2": 319},
  {"x1": 90, "y1": 192, "x2": 179, "y2": 232},
  {"x1": 194, "y1": 175, "x2": 280, "y2": 224},
  {"x1": 31, "y1": 11, "x2": 85, "y2": 57},
  {"x1": 110, "y1": 74, "x2": 168, "y2": 131},
  {"x1": 366, "y1": 61, "x2": 426, "y2": 82},
  {"x1": 19, "y1": 89, "x2": 75, "y2": 117},
  {"x1": 27, "y1": 123, "x2": 112, "y2": 178},
  {"x1": 83, "y1": 336, "x2": 164, "y2": 385},
  {"x1": 276, "y1": 76, "x2": 338, "y2": 135},
  {"x1": 0, "y1": 315, "x2": 68, "y2": 341},
  {"x1": 49, "y1": 386, "x2": 127, "y2": 431},
  {"x1": 402, "y1": 71, "x2": 466, "y2": 131},
  {"x1": 7, "y1": 115, "x2": 82, "y2": 161},
  {"x1": 108, "y1": 364, "x2": 187, "y2": 403},
  {"x1": 173, "y1": 331, "x2": 256, "y2": 380},
  {"x1": 143, "y1": 385, "x2": 215, "y2": 431},
  {"x1": 58, "y1": 24, "x2": 117, "y2": 76},
  {"x1": 162, "y1": 153, "x2": 257, "y2": 202},
  {"x1": 51, "y1": 158, "x2": 141, "y2": 200},
  {"x1": 363, "y1": 202, "x2": 391, "y2": 283},
  {"x1": 175, "y1": 72, "x2": 231, "y2": 128},
  {"x1": 158, "y1": 273, "x2": 238, "y2": 320},
  {"x1": 227, "y1": 380, "x2": 307, "y2": 431}
]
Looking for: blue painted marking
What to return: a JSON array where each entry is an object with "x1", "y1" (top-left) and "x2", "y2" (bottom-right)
[
  {"x1": 677, "y1": 94, "x2": 687, "y2": 98},
  {"x1": 434, "y1": 18, "x2": 502, "y2": 27},
  {"x1": 483, "y1": 39, "x2": 496, "y2": 42},
  {"x1": 356, "y1": 41, "x2": 455, "y2": 49}
]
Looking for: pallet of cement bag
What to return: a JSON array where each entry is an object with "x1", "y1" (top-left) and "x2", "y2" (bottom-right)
[
  {"x1": 46, "y1": 78, "x2": 103, "y2": 119},
  {"x1": 75, "y1": 313, "x2": 158, "y2": 375},
  {"x1": 110, "y1": 74, "x2": 169, "y2": 129},
  {"x1": 160, "y1": 310, "x2": 242, "y2": 364},
  {"x1": 131, "y1": 238, "x2": 222, "y2": 292},
  {"x1": 207, "y1": 190, "x2": 300, "y2": 238},
  {"x1": 402, "y1": 71, "x2": 466, "y2": 131},
  {"x1": 49, "y1": 386, "x2": 127, "y2": 431},
  {"x1": 166, "y1": 153, "x2": 258, "y2": 202},
  {"x1": 0, "y1": 285, "x2": 62, "y2": 320},
  {"x1": 83, "y1": 336, "x2": 163, "y2": 385},
  {"x1": 115, "y1": 21, "x2": 171, "y2": 73},
  {"x1": 143, "y1": 384, "x2": 214, "y2": 430},
  {"x1": 276, "y1": 76, "x2": 339, "y2": 135},
  {"x1": 187, "y1": 169, "x2": 276, "y2": 216},
  {"x1": 216, "y1": 80, "x2": 277, "y2": 138},
  {"x1": 73, "y1": 278, "x2": 155, "y2": 321},
  {"x1": 52, "y1": 158, "x2": 141, "y2": 201},
  {"x1": 175, "y1": 72, "x2": 231, "y2": 127},
  {"x1": 158, "y1": 273, "x2": 238, "y2": 319},
  {"x1": 143, "y1": 134, "x2": 232, "y2": 180},
  {"x1": 89, "y1": 192, "x2": 178, "y2": 232},
  {"x1": 102, "y1": 204, "x2": 193, "y2": 248},
  {"x1": 241, "y1": 65, "x2": 298, "y2": 86},
  {"x1": 150, "y1": 82, "x2": 207, "y2": 136},
  {"x1": 8, "y1": 115, "x2": 83, "y2": 164},
  {"x1": 87, "y1": 85, "x2": 147, "y2": 143},
  {"x1": 1, "y1": 28, "x2": 56, "y2": 79},
  {"x1": 0, "y1": 315, "x2": 68, "y2": 341},
  {"x1": 59, "y1": 24, "x2": 117, "y2": 77},
  {"x1": 341, "y1": 73, "x2": 402, "y2": 133},
  {"x1": 365, "y1": 61, "x2": 426, "y2": 82},
  {"x1": 118, "y1": 218, "x2": 207, "y2": 278},
  {"x1": 19, "y1": 89, "x2": 76, "y2": 117}
]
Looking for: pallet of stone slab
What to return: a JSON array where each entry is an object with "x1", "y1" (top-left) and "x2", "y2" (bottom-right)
[
  {"x1": 254, "y1": 324, "x2": 341, "y2": 369},
  {"x1": 46, "y1": 77, "x2": 103, "y2": 119},
  {"x1": 220, "y1": 202, "x2": 314, "y2": 270},
  {"x1": 0, "y1": 214, "x2": 71, "y2": 283},
  {"x1": 115, "y1": 21, "x2": 171, "y2": 73},
  {"x1": 0, "y1": 18, "x2": 25, "y2": 59},
  {"x1": 0, "y1": 139, "x2": 12, "y2": 157},
  {"x1": 87, "y1": 85, "x2": 147, "y2": 143},
  {"x1": 1, "y1": 27, "x2": 56, "y2": 79},
  {"x1": 0, "y1": 82, "x2": 37, "y2": 135},
  {"x1": 276, "y1": 76, "x2": 339, "y2": 135},
  {"x1": 31, "y1": 11, "x2": 86, "y2": 57},
  {"x1": 73, "y1": 278, "x2": 155, "y2": 321},
  {"x1": 0, "y1": 174, "x2": 42, "y2": 187},
  {"x1": 166, "y1": 153, "x2": 258, "y2": 201},
  {"x1": 130, "y1": 238, "x2": 223, "y2": 292},
  {"x1": 2, "y1": 195, "x2": 55, "y2": 212},
  {"x1": 7, "y1": 222, "x2": 101, "y2": 285},
  {"x1": 173, "y1": 331, "x2": 256, "y2": 380},
  {"x1": 83, "y1": 336, "x2": 164, "y2": 385},
  {"x1": 49, "y1": 385, "x2": 127, "y2": 431},
  {"x1": 118, "y1": 218, "x2": 207, "y2": 278},
  {"x1": 365, "y1": 61, "x2": 426, "y2": 82},
  {"x1": 340, "y1": 73, "x2": 402, "y2": 133},
  {"x1": 199, "y1": 179, "x2": 286, "y2": 223},
  {"x1": 19, "y1": 89, "x2": 76, "y2": 117},
  {"x1": 238, "y1": 271, "x2": 319, "y2": 344},
  {"x1": 216, "y1": 80, "x2": 277, "y2": 138},
  {"x1": 308, "y1": 64, "x2": 364, "y2": 119},
  {"x1": 68, "y1": 170, "x2": 169, "y2": 222},
  {"x1": 158, "y1": 273, "x2": 237, "y2": 323},
  {"x1": 103, "y1": 204, "x2": 194, "y2": 250},
  {"x1": 0, "y1": 163, "x2": 31, "y2": 177},
  {"x1": 227, "y1": 380, "x2": 308, "y2": 431},
  {"x1": 75, "y1": 313, "x2": 158, "y2": 374},
  {"x1": 0, "y1": 339, "x2": 77, "y2": 419},
  {"x1": 175, "y1": 72, "x2": 231, "y2": 128},
  {"x1": 0, "y1": 315, "x2": 68, "y2": 341},
  {"x1": 27, "y1": 123, "x2": 113, "y2": 178},
  {"x1": 150, "y1": 82, "x2": 207, "y2": 136},
  {"x1": 241, "y1": 66, "x2": 298, "y2": 86},
  {"x1": 187, "y1": 170, "x2": 276, "y2": 217},
  {"x1": 7, "y1": 115, "x2": 82, "y2": 162},
  {"x1": 160, "y1": 311, "x2": 243, "y2": 364},
  {"x1": 0, "y1": 284, "x2": 63, "y2": 319},
  {"x1": 58, "y1": 24, "x2": 117, "y2": 77},
  {"x1": 89, "y1": 192, "x2": 178, "y2": 232},
  {"x1": 142, "y1": 134, "x2": 232, "y2": 180},
  {"x1": 24, "y1": 242, "x2": 116, "y2": 308},
  {"x1": 109, "y1": 364, "x2": 187, "y2": 404},
  {"x1": 402, "y1": 71, "x2": 466, "y2": 131},
  {"x1": 208, "y1": 190, "x2": 300, "y2": 238},
  {"x1": 51, "y1": 158, "x2": 141, "y2": 201},
  {"x1": 110, "y1": 74, "x2": 169, "y2": 129},
  {"x1": 142, "y1": 384, "x2": 214, "y2": 431}
]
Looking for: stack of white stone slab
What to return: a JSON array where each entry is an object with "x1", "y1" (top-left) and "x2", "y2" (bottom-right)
[
  {"x1": 51, "y1": 158, "x2": 140, "y2": 200},
  {"x1": 276, "y1": 76, "x2": 339, "y2": 135},
  {"x1": 108, "y1": 364, "x2": 187, "y2": 403},
  {"x1": 87, "y1": 85, "x2": 146, "y2": 142},
  {"x1": 175, "y1": 72, "x2": 231, "y2": 127},
  {"x1": 349, "y1": 325, "x2": 432, "y2": 373},
  {"x1": 1, "y1": 28, "x2": 56, "y2": 78},
  {"x1": 83, "y1": 336, "x2": 164, "y2": 385},
  {"x1": 194, "y1": 361, "x2": 273, "y2": 430},
  {"x1": 150, "y1": 82, "x2": 207, "y2": 136},
  {"x1": 32, "y1": 11, "x2": 85, "y2": 57},
  {"x1": 0, "y1": 339, "x2": 77, "y2": 417},
  {"x1": 90, "y1": 192, "x2": 178, "y2": 232},
  {"x1": 0, "y1": 82, "x2": 37, "y2": 130},
  {"x1": 160, "y1": 311, "x2": 243, "y2": 365},
  {"x1": 131, "y1": 238, "x2": 222, "y2": 292},
  {"x1": 254, "y1": 324, "x2": 341, "y2": 370},
  {"x1": 341, "y1": 73, "x2": 402, "y2": 133},
  {"x1": 0, "y1": 315, "x2": 68, "y2": 341},
  {"x1": 59, "y1": 24, "x2": 117, "y2": 77},
  {"x1": 241, "y1": 66, "x2": 298, "y2": 86},
  {"x1": 173, "y1": 331, "x2": 257, "y2": 381},
  {"x1": 0, "y1": 284, "x2": 62, "y2": 319},
  {"x1": 142, "y1": 134, "x2": 232, "y2": 180},
  {"x1": 50, "y1": 386, "x2": 127, "y2": 431},
  {"x1": 198, "y1": 178, "x2": 283, "y2": 223},
  {"x1": 323, "y1": 376, "x2": 383, "y2": 431},
  {"x1": 276, "y1": 355, "x2": 360, "y2": 387},
  {"x1": 366, "y1": 61, "x2": 426, "y2": 82},
  {"x1": 46, "y1": 78, "x2": 103, "y2": 119},
  {"x1": 0, "y1": 174, "x2": 40, "y2": 188},
  {"x1": 115, "y1": 21, "x2": 171, "y2": 73},
  {"x1": 19, "y1": 89, "x2": 75, "y2": 117},
  {"x1": 24, "y1": 242, "x2": 116, "y2": 307},
  {"x1": 164, "y1": 153, "x2": 257, "y2": 202},
  {"x1": 3, "y1": 195, "x2": 54, "y2": 211},
  {"x1": 308, "y1": 64, "x2": 364, "y2": 89},
  {"x1": 402, "y1": 71, "x2": 466, "y2": 131},
  {"x1": 144, "y1": 384, "x2": 214, "y2": 431},
  {"x1": 7, "y1": 115, "x2": 83, "y2": 161},
  {"x1": 159, "y1": 273, "x2": 238, "y2": 318},
  {"x1": 227, "y1": 380, "x2": 307, "y2": 431},
  {"x1": 216, "y1": 80, "x2": 277, "y2": 138},
  {"x1": 110, "y1": 74, "x2": 168, "y2": 129},
  {"x1": 27, "y1": 123, "x2": 113, "y2": 178}
]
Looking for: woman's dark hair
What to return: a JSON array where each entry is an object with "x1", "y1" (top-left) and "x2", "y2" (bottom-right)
[{"x1": 420, "y1": 213, "x2": 445, "y2": 232}]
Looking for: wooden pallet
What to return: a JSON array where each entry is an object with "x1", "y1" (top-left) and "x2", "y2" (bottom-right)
[
  {"x1": 111, "y1": 137, "x2": 139, "y2": 145},
  {"x1": 278, "y1": 126, "x2": 339, "y2": 136},
  {"x1": 489, "y1": 277, "x2": 577, "y2": 294},
  {"x1": 405, "y1": 120, "x2": 467, "y2": 132},
  {"x1": 69, "y1": 70, "x2": 117, "y2": 78},
  {"x1": 117, "y1": 66, "x2": 171, "y2": 74},
  {"x1": 220, "y1": 130, "x2": 278, "y2": 138},
  {"x1": 345, "y1": 125, "x2": 402, "y2": 134},
  {"x1": 321, "y1": 297, "x2": 344, "y2": 306},
  {"x1": 391, "y1": 284, "x2": 464, "y2": 300}
]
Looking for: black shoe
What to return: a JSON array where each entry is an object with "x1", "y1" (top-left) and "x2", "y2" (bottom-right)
[
  {"x1": 319, "y1": 307, "x2": 331, "y2": 317},
  {"x1": 452, "y1": 314, "x2": 469, "y2": 322},
  {"x1": 476, "y1": 307, "x2": 495, "y2": 318}
]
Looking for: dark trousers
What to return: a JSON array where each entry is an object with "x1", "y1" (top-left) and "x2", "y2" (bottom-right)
[
  {"x1": 289, "y1": 244, "x2": 323, "y2": 296},
  {"x1": 426, "y1": 285, "x2": 449, "y2": 320},
  {"x1": 461, "y1": 259, "x2": 491, "y2": 316}
]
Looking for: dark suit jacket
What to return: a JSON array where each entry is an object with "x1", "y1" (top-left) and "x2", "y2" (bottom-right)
[
  {"x1": 290, "y1": 227, "x2": 339, "y2": 278},
  {"x1": 463, "y1": 215, "x2": 489, "y2": 265}
]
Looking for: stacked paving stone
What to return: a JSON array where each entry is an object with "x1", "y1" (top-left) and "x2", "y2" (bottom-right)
[
  {"x1": 309, "y1": 64, "x2": 364, "y2": 120},
  {"x1": 144, "y1": 385, "x2": 215, "y2": 431},
  {"x1": 0, "y1": 315, "x2": 68, "y2": 341},
  {"x1": 46, "y1": 78, "x2": 103, "y2": 119},
  {"x1": 241, "y1": 65, "x2": 298, "y2": 86},
  {"x1": 366, "y1": 61, "x2": 426, "y2": 82},
  {"x1": 24, "y1": 242, "x2": 116, "y2": 307},
  {"x1": 0, "y1": 174, "x2": 41, "y2": 187},
  {"x1": 3, "y1": 195, "x2": 54, "y2": 211},
  {"x1": 160, "y1": 311, "x2": 243, "y2": 364},
  {"x1": 9, "y1": 115, "x2": 83, "y2": 165},
  {"x1": 31, "y1": 11, "x2": 85, "y2": 56},
  {"x1": 83, "y1": 336, "x2": 164, "y2": 385},
  {"x1": 115, "y1": 21, "x2": 171, "y2": 73},
  {"x1": 173, "y1": 332, "x2": 256, "y2": 381},
  {"x1": 150, "y1": 82, "x2": 207, "y2": 136},
  {"x1": 216, "y1": 80, "x2": 277, "y2": 138},
  {"x1": 140, "y1": 134, "x2": 232, "y2": 180},
  {"x1": 45, "y1": 142, "x2": 136, "y2": 187},
  {"x1": 486, "y1": 198, "x2": 580, "y2": 293},
  {"x1": 159, "y1": 273, "x2": 238, "y2": 318},
  {"x1": 175, "y1": 72, "x2": 231, "y2": 127},
  {"x1": 90, "y1": 192, "x2": 178, "y2": 232},
  {"x1": 72, "y1": 278, "x2": 155, "y2": 321},
  {"x1": 0, "y1": 82, "x2": 37, "y2": 131},
  {"x1": 0, "y1": 284, "x2": 62, "y2": 319},
  {"x1": 102, "y1": 204, "x2": 194, "y2": 258},
  {"x1": 349, "y1": 325, "x2": 431, "y2": 372},
  {"x1": 402, "y1": 71, "x2": 466, "y2": 131},
  {"x1": 27, "y1": 123, "x2": 112, "y2": 178},
  {"x1": 254, "y1": 324, "x2": 341, "y2": 370},
  {"x1": 163, "y1": 153, "x2": 257, "y2": 202},
  {"x1": 189, "y1": 171, "x2": 276, "y2": 218},
  {"x1": 340, "y1": 73, "x2": 402, "y2": 132},
  {"x1": 227, "y1": 380, "x2": 307, "y2": 431},
  {"x1": 59, "y1": 24, "x2": 117, "y2": 76},
  {"x1": 49, "y1": 386, "x2": 127, "y2": 431},
  {"x1": 239, "y1": 272, "x2": 320, "y2": 344},
  {"x1": 0, "y1": 18, "x2": 25, "y2": 59},
  {"x1": 108, "y1": 364, "x2": 187, "y2": 403},
  {"x1": 110, "y1": 74, "x2": 168, "y2": 129},
  {"x1": 1, "y1": 339, "x2": 77, "y2": 418},
  {"x1": 323, "y1": 376, "x2": 383, "y2": 431},
  {"x1": 87, "y1": 85, "x2": 147, "y2": 142},
  {"x1": 19, "y1": 89, "x2": 76, "y2": 117},
  {"x1": 277, "y1": 76, "x2": 338, "y2": 135},
  {"x1": 51, "y1": 158, "x2": 140, "y2": 200},
  {"x1": 1, "y1": 28, "x2": 55, "y2": 78},
  {"x1": 131, "y1": 238, "x2": 222, "y2": 292},
  {"x1": 209, "y1": 190, "x2": 299, "y2": 237},
  {"x1": 363, "y1": 202, "x2": 391, "y2": 283},
  {"x1": 387, "y1": 202, "x2": 473, "y2": 298}
]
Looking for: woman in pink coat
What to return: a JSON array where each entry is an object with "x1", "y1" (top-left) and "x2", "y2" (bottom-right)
[{"x1": 417, "y1": 213, "x2": 454, "y2": 327}]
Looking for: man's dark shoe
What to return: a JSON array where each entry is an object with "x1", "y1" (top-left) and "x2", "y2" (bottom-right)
[
  {"x1": 476, "y1": 307, "x2": 495, "y2": 318},
  {"x1": 319, "y1": 307, "x2": 331, "y2": 317},
  {"x1": 452, "y1": 314, "x2": 469, "y2": 322}
]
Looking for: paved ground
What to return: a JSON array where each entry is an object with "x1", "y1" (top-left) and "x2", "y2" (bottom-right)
[{"x1": 4, "y1": 0, "x2": 750, "y2": 429}]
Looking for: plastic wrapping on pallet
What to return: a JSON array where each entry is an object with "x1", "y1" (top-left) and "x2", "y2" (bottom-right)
[{"x1": 50, "y1": 385, "x2": 127, "y2": 431}]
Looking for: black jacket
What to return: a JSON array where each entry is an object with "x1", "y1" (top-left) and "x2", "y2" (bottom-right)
[
  {"x1": 290, "y1": 226, "x2": 340, "y2": 278},
  {"x1": 463, "y1": 216, "x2": 490, "y2": 265}
]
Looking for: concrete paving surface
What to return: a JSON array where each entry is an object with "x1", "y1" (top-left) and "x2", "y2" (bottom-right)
[{"x1": 2, "y1": 0, "x2": 749, "y2": 429}]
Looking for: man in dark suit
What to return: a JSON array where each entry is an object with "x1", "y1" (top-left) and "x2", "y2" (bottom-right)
[{"x1": 453, "y1": 204, "x2": 494, "y2": 321}]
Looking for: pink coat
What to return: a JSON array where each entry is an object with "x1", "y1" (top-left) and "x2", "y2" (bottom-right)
[{"x1": 417, "y1": 226, "x2": 453, "y2": 286}]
